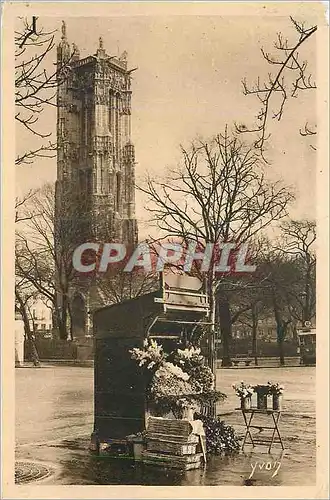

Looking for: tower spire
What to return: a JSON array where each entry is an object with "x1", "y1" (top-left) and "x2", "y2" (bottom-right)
[
  {"x1": 61, "y1": 20, "x2": 67, "y2": 41},
  {"x1": 57, "y1": 20, "x2": 70, "y2": 66},
  {"x1": 96, "y1": 36, "x2": 106, "y2": 58}
]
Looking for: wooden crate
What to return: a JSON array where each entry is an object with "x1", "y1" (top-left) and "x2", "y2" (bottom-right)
[
  {"x1": 142, "y1": 458, "x2": 201, "y2": 470},
  {"x1": 142, "y1": 451, "x2": 203, "y2": 469},
  {"x1": 146, "y1": 440, "x2": 197, "y2": 455},
  {"x1": 146, "y1": 432, "x2": 199, "y2": 444},
  {"x1": 147, "y1": 417, "x2": 193, "y2": 437}
]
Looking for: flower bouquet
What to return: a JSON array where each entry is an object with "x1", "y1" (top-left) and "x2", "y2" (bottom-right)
[
  {"x1": 267, "y1": 382, "x2": 284, "y2": 410},
  {"x1": 130, "y1": 340, "x2": 225, "y2": 418},
  {"x1": 232, "y1": 381, "x2": 254, "y2": 410}
]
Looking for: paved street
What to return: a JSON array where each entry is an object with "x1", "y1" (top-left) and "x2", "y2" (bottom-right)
[{"x1": 16, "y1": 364, "x2": 315, "y2": 485}]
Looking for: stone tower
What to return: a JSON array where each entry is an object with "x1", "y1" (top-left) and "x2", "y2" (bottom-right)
[
  {"x1": 56, "y1": 22, "x2": 138, "y2": 243},
  {"x1": 55, "y1": 22, "x2": 138, "y2": 338}
]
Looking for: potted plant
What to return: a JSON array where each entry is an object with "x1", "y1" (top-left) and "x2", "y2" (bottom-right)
[
  {"x1": 267, "y1": 382, "x2": 284, "y2": 410},
  {"x1": 232, "y1": 381, "x2": 254, "y2": 410},
  {"x1": 254, "y1": 384, "x2": 269, "y2": 409}
]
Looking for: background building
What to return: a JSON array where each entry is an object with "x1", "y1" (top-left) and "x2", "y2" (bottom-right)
[{"x1": 31, "y1": 298, "x2": 53, "y2": 337}]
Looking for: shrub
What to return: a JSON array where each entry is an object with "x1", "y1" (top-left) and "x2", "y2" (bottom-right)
[{"x1": 195, "y1": 413, "x2": 240, "y2": 455}]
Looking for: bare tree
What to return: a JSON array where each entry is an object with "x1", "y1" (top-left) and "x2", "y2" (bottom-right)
[
  {"x1": 15, "y1": 275, "x2": 40, "y2": 366},
  {"x1": 140, "y1": 129, "x2": 294, "y2": 372},
  {"x1": 260, "y1": 249, "x2": 296, "y2": 366},
  {"x1": 222, "y1": 272, "x2": 273, "y2": 366},
  {"x1": 236, "y1": 17, "x2": 317, "y2": 159},
  {"x1": 15, "y1": 183, "x2": 85, "y2": 340},
  {"x1": 257, "y1": 220, "x2": 316, "y2": 367},
  {"x1": 15, "y1": 17, "x2": 74, "y2": 165},
  {"x1": 15, "y1": 190, "x2": 36, "y2": 222},
  {"x1": 279, "y1": 219, "x2": 316, "y2": 325},
  {"x1": 96, "y1": 265, "x2": 158, "y2": 305}
]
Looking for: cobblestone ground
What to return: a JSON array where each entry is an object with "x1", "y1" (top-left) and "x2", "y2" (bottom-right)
[{"x1": 15, "y1": 364, "x2": 315, "y2": 485}]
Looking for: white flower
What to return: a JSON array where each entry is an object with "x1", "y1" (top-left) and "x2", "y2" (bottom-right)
[
  {"x1": 163, "y1": 362, "x2": 190, "y2": 381},
  {"x1": 177, "y1": 346, "x2": 202, "y2": 360}
]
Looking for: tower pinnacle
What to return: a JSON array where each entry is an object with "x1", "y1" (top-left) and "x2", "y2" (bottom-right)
[
  {"x1": 57, "y1": 20, "x2": 70, "y2": 66},
  {"x1": 61, "y1": 20, "x2": 67, "y2": 41},
  {"x1": 96, "y1": 36, "x2": 107, "y2": 58},
  {"x1": 72, "y1": 42, "x2": 80, "y2": 60}
]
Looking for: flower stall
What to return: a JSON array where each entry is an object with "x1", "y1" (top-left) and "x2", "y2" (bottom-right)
[
  {"x1": 90, "y1": 273, "x2": 212, "y2": 456},
  {"x1": 90, "y1": 272, "x2": 240, "y2": 466},
  {"x1": 129, "y1": 340, "x2": 233, "y2": 468}
]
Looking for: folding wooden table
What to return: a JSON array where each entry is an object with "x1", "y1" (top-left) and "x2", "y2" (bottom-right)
[{"x1": 237, "y1": 408, "x2": 285, "y2": 453}]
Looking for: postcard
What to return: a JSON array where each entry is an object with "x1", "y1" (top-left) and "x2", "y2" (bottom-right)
[{"x1": 1, "y1": 2, "x2": 328, "y2": 498}]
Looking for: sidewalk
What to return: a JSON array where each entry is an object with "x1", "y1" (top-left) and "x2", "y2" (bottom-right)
[
  {"x1": 20, "y1": 356, "x2": 301, "y2": 369},
  {"x1": 17, "y1": 359, "x2": 94, "y2": 368}
]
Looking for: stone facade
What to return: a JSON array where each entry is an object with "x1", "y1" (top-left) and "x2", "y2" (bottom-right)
[{"x1": 55, "y1": 22, "x2": 138, "y2": 337}]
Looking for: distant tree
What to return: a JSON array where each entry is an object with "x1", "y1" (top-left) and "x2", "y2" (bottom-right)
[
  {"x1": 15, "y1": 183, "x2": 86, "y2": 340},
  {"x1": 257, "y1": 248, "x2": 294, "y2": 365},
  {"x1": 15, "y1": 275, "x2": 40, "y2": 366},
  {"x1": 96, "y1": 264, "x2": 158, "y2": 305},
  {"x1": 257, "y1": 220, "x2": 316, "y2": 366},
  {"x1": 225, "y1": 273, "x2": 273, "y2": 365},
  {"x1": 279, "y1": 219, "x2": 316, "y2": 325}
]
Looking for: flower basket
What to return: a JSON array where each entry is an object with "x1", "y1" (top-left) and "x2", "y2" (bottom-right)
[
  {"x1": 272, "y1": 394, "x2": 283, "y2": 411},
  {"x1": 267, "y1": 382, "x2": 284, "y2": 410},
  {"x1": 257, "y1": 393, "x2": 268, "y2": 410},
  {"x1": 240, "y1": 396, "x2": 251, "y2": 410},
  {"x1": 254, "y1": 385, "x2": 269, "y2": 409},
  {"x1": 251, "y1": 392, "x2": 258, "y2": 408}
]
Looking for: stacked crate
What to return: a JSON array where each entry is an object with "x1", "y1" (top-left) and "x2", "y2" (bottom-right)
[{"x1": 142, "y1": 417, "x2": 205, "y2": 470}]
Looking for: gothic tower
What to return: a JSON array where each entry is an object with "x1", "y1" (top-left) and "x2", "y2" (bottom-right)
[
  {"x1": 56, "y1": 21, "x2": 138, "y2": 244},
  {"x1": 55, "y1": 22, "x2": 138, "y2": 337}
]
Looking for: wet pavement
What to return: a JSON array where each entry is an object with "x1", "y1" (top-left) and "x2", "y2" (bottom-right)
[{"x1": 15, "y1": 364, "x2": 315, "y2": 485}]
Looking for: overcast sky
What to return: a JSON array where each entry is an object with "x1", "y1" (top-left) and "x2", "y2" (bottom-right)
[{"x1": 16, "y1": 7, "x2": 320, "y2": 232}]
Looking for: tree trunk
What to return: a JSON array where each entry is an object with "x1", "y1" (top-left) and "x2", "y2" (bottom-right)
[
  {"x1": 68, "y1": 301, "x2": 73, "y2": 341},
  {"x1": 207, "y1": 278, "x2": 216, "y2": 417},
  {"x1": 58, "y1": 293, "x2": 69, "y2": 340},
  {"x1": 218, "y1": 298, "x2": 232, "y2": 367},
  {"x1": 272, "y1": 290, "x2": 286, "y2": 367},
  {"x1": 251, "y1": 304, "x2": 258, "y2": 366},
  {"x1": 15, "y1": 290, "x2": 40, "y2": 367},
  {"x1": 291, "y1": 321, "x2": 298, "y2": 342},
  {"x1": 278, "y1": 338, "x2": 285, "y2": 366}
]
